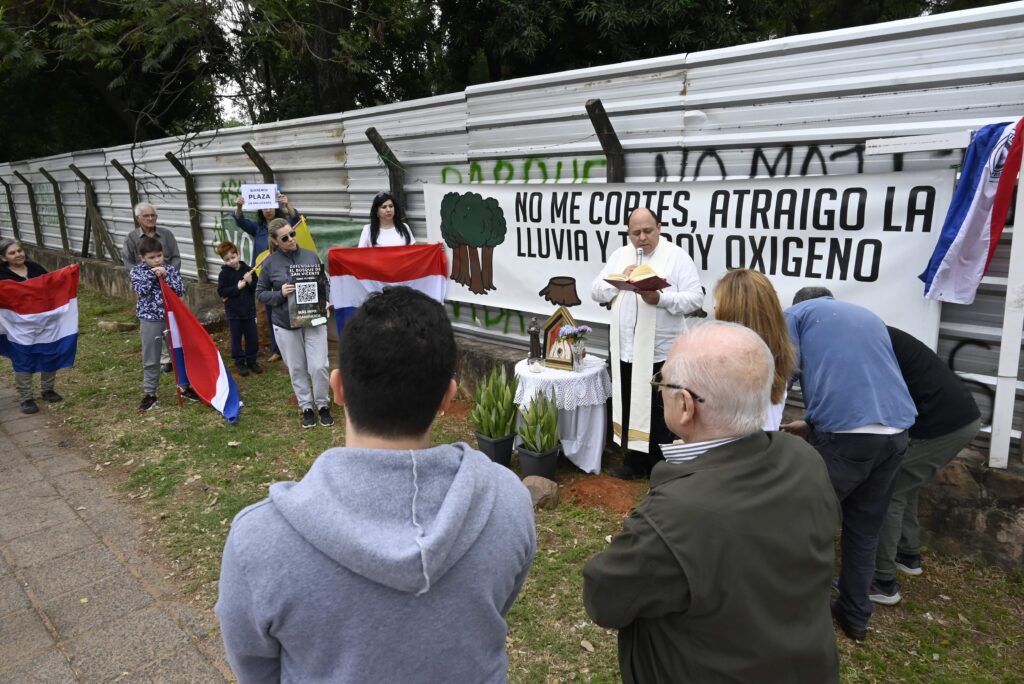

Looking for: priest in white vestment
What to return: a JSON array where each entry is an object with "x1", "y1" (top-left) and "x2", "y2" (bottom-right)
[{"x1": 590, "y1": 207, "x2": 704, "y2": 479}]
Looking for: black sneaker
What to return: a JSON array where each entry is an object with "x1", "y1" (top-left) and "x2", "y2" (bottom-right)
[
  {"x1": 20, "y1": 399, "x2": 39, "y2": 414},
  {"x1": 181, "y1": 387, "x2": 201, "y2": 402},
  {"x1": 301, "y1": 408, "x2": 317, "y2": 429},
  {"x1": 138, "y1": 395, "x2": 158, "y2": 412},
  {"x1": 41, "y1": 389, "x2": 63, "y2": 403},
  {"x1": 318, "y1": 406, "x2": 335, "y2": 427},
  {"x1": 895, "y1": 552, "x2": 923, "y2": 576},
  {"x1": 248, "y1": 361, "x2": 263, "y2": 374},
  {"x1": 236, "y1": 364, "x2": 250, "y2": 377},
  {"x1": 869, "y1": 579, "x2": 902, "y2": 606},
  {"x1": 830, "y1": 599, "x2": 868, "y2": 642},
  {"x1": 162, "y1": 363, "x2": 174, "y2": 373}
]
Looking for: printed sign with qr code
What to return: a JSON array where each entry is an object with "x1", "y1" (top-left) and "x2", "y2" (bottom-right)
[
  {"x1": 287, "y1": 263, "x2": 327, "y2": 327},
  {"x1": 295, "y1": 282, "x2": 319, "y2": 305}
]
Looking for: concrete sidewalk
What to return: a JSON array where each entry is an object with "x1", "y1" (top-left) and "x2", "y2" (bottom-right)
[{"x1": 0, "y1": 387, "x2": 232, "y2": 683}]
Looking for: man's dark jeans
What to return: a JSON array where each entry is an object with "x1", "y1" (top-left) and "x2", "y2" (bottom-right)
[{"x1": 809, "y1": 429, "x2": 908, "y2": 628}]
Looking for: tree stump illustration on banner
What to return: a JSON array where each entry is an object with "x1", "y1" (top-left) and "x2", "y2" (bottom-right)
[
  {"x1": 440, "y1": 191, "x2": 507, "y2": 295},
  {"x1": 538, "y1": 276, "x2": 581, "y2": 306}
]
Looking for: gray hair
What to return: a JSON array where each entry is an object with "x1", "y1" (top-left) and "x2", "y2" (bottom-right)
[
  {"x1": 663, "y1": 320, "x2": 773, "y2": 437},
  {"x1": 0, "y1": 237, "x2": 20, "y2": 257},
  {"x1": 134, "y1": 201, "x2": 155, "y2": 217},
  {"x1": 792, "y1": 286, "x2": 834, "y2": 306}
]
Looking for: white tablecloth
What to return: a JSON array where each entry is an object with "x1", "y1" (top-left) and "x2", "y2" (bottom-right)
[{"x1": 514, "y1": 357, "x2": 612, "y2": 474}]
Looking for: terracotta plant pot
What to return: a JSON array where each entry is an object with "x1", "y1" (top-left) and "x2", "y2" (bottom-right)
[{"x1": 475, "y1": 432, "x2": 515, "y2": 468}]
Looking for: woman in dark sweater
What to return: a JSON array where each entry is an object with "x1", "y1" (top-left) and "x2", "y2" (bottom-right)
[{"x1": 0, "y1": 238, "x2": 62, "y2": 413}]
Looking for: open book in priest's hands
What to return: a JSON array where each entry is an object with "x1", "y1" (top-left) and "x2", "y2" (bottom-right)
[{"x1": 603, "y1": 264, "x2": 670, "y2": 292}]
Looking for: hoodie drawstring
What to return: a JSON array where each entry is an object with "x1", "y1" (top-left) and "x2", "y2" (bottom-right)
[{"x1": 409, "y1": 450, "x2": 431, "y2": 595}]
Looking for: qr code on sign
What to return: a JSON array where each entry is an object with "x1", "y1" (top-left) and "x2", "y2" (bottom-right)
[{"x1": 295, "y1": 282, "x2": 319, "y2": 305}]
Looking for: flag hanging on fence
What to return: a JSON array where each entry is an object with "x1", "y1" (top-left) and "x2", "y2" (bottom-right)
[
  {"x1": 160, "y1": 279, "x2": 241, "y2": 424},
  {"x1": 0, "y1": 265, "x2": 79, "y2": 373},
  {"x1": 919, "y1": 117, "x2": 1024, "y2": 304},
  {"x1": 328, "y1": 243, "x2": 448, "y2": 333}
]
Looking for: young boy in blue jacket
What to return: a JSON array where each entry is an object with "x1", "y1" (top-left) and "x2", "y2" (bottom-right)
[{"x1": 216, "y1": 241, "x2": 262, "y2": 377}]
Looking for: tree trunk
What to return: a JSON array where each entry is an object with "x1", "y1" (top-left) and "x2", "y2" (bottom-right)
[
  {"x1": 467, "y1": 246, "x2": 485, "y2": 294},
  {"x1": 482, "y1": 246, "x2": 495, "y2": 290},
  {"x1": 451, "y1": 243, "x2": 465, "y2": 284}
]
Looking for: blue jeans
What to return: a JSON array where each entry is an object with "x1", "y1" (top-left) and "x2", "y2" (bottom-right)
[{"x1": 809, "y1": 429, "x2": 908, "y2": 628}]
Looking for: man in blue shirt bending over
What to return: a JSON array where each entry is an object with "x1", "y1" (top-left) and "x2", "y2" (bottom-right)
[{"x1": 781, "y1": 287, "x2": 916, "y2": 643}]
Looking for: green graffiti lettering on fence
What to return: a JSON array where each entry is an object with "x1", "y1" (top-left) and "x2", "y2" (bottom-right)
[
  {"x1": 440, "y1": 156, "x2": 606, "y2": 185},
  {"x1": 448, "y1": 302, "x2": 526, "y2": 335},
  {"x1": 220, "y1": 179, "x2": 242, "y2": 208}
]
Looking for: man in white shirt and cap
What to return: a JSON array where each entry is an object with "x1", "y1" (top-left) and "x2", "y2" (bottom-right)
[{"x1": 591, "y1": 207, "x2": 704, "y2": 479}]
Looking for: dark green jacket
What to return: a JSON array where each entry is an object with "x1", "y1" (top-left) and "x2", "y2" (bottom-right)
[{"x1": 583, "y1": 431, "x2": 840, "y2": 684}]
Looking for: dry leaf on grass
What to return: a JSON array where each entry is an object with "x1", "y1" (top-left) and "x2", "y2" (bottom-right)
[{"x1": 580, "y1": 639, "x2": 594, "y2": 652}]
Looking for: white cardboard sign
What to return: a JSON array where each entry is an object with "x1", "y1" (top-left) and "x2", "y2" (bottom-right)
[{"x1": 241, "y1": 183, "x2": 279, "y2": 211}]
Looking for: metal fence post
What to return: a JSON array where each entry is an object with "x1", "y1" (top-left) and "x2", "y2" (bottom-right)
[
  {"x1": 585, "y1": 99, "x2": 626, "y2": 182},
  {"x1": 12, "y1": 171, "x2": 44, "y2": 247},
  {"x1": 69, "y1": 164, "x2": 122, "y2": 263},
  {"x1": 110, "y1": 159, "x2": 141, "y2": 212},
  {"x1": 38, "y1": 168, "x2": 71, "y2": 254},
  {"x1": 242, "y1": 142, "x2": 276, "y2": 184},
  {"x1": 0, "y1": 177, "x2": 21, "y2": 240},
  {"x1": 365, "y1": 127, "x2": 406, "y2": 215},
  {"x1": 164, "y1": 151, "x2": 208, "y2": 281}
]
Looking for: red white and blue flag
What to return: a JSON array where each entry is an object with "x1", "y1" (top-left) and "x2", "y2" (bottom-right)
[
  {"x1": 160, "y1": 279, "x2": 241, "y2": 424},
  {"x1": 0, "y1": 265, "x2": 79, "y2": 373},
  {"x1": 920, "y1": 117, "x2": 1023, "y2": 304},
  {"x1": 328, "y1": 243, "x2": 448, "y2": 333}
]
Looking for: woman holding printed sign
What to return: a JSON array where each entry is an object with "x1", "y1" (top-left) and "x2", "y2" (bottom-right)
[
  {"x1": 234, "y1": 189, "x2": 300, "y2": 361},
  {"x1": 358, "y1": 191, "x2": 416, "y2": 247},
  {"x1": 256, "y1": 219, "x2": 333, "y2": 430}
]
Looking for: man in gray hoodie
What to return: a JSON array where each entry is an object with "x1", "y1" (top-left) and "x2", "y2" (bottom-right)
[{"x1": 215, "y1": 286, "x2": 537, "y2": 683}]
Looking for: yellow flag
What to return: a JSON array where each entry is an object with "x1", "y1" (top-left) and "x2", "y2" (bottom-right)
[{"x1": 252, "y1": 215, "x2": 318, "y2": 275}]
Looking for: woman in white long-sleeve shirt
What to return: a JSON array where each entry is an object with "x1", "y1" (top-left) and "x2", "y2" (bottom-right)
[{"x1": 357, "y1": 191, "x2": 416, "y2": 247}]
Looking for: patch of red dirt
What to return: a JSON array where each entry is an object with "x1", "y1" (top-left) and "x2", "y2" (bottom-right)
[
  {"x1": 564, "y1": 475, "x2": 646, "y2": 515},
  {"x1": 446, "y1": 398, "x2": 472, "y2": 420}
]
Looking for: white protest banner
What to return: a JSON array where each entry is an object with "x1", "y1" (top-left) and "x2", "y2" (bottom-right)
[
  {"x1": 241, "y1": 183, "x2": 279, "y2": 211},
  {"x1": 425, "y1": 171, "x2": 955, "y2": 347}
]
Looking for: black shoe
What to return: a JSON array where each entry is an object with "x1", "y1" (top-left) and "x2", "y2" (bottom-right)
[
  {"x1": 236, "y1": 364, "x2": 250, "y2": 377},
  {"x1": 868, "y1": 579, "x2": 902, "y2": 606},
  {"x1": 318, "y1": 406, "x2": 334, "y2": 427},
  {"x1": 301, "y1": 408, "x2": 317, "y2": 429},
  {"x1": 138, "y1": 395, "x2": 158, "y2": 412},
  {"x1": 41, "y1": 389, "x2": 63, "y2": 403},
  {"x1": 162, "y1": 363, "x2": 174, "y2": 373},
  {"x1": 610, "y1": 465, "x2": 646, "y2": 481},
  {"x1": 895, "y1": 552, "x2": 923, "y2": 576},
  {"x1": 20, "y1": 399, "x2": 39, "y2": 414},
  {"x1": 831, "y1": 599, "x2": 868, "y2": 642},
  {"x1": 181, "y1": 387, "x2": 201, "y2": 402},
  {"x1": 247, "y1": 361, "x2": 263, "y2": 374}
]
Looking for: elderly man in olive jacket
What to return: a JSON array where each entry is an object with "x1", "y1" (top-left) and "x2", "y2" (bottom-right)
[{"x1": 583, "y1": 321, "x2": 841, "y2": 684}]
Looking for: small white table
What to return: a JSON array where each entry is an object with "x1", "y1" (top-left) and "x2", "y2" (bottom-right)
[{"x1": 513, "y1": 356, "x2": 612, "y2": 474}]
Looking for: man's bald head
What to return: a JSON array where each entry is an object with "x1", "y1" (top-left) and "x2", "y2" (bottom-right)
[
  {"x1": 626, "y1": 207, "x2": 662, "y2": 255},
  {"x1": 662, "y1": 321, "x2": 773, "y2": 440}
]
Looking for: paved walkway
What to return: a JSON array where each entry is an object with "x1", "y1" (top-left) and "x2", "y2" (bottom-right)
[{"x1": 0, "y1": 387, "x2": 232, "y2": 683}]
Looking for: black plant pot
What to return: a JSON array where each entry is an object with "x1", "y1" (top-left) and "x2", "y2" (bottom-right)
[
  {"x1": 475, "y1": 432, "x2": 515, "y2": 467},
  {"x1": 517, "y1": 445, "x2": 560, "y2": 480}
]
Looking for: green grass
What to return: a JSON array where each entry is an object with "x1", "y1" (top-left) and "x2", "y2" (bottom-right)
[{"x1": 5, "y1": 286, "x2": 1022, "y2": 683}]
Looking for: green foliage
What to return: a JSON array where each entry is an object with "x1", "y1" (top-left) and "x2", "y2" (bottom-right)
[
  {"x1": 518, "y1": 389, "x2": 559, "y2": 453},
  {"x1": 438, "y1": 191, "x2": 506, "y2": 247},
  {"x1": 469, "y1": 366, "x2": 519, "y2": 438}
]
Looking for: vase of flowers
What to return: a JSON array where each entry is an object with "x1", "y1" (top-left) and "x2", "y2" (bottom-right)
[{"x1": 558, "y1": 324, "x2": 592, "y2": 372}]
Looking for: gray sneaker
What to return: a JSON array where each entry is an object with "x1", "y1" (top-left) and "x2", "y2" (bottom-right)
[
  {"x1": 895, "y1": 552, "x2": 923, "y2": 576},
  {"x1": 869, "y1": 579, "x2": 902, "y2": 606}
]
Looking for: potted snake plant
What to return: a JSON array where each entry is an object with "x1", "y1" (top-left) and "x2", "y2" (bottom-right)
[
  {"x1": 516, "y1": 389, "x2": 560, "y2": 480},
  {"x1": 470, "y1": 366, "x2": 519, "y2": 467}
]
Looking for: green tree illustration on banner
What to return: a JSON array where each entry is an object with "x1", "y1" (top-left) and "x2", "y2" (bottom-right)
[{"x1": 440, "y1": 192, "x2": 507, "y2": 294}]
